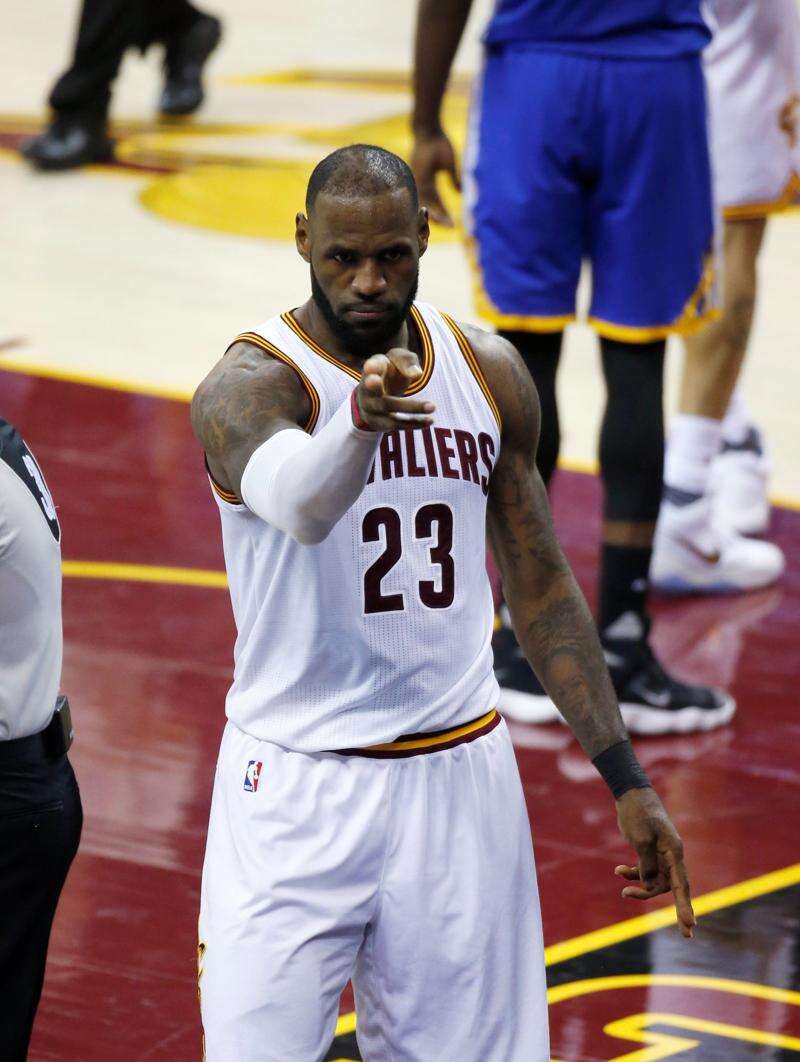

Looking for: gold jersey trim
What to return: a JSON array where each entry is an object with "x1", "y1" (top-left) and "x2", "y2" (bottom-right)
[
  {"x1": 723, "y1": 172, "x2": 800, "y2": 221},
  {"x1": 440, "y1": 311, "x2": 502, "y2": 433},
  {"x1": 281, "y1": 305, "x2": 435, "y2": 394}
]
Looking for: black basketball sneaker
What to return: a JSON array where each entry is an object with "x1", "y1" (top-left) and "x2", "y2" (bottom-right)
[{"x1": 493, "y1": 608, "x2": 735, "y2": 734}]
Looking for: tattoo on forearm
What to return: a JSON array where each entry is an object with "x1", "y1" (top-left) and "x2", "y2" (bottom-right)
[{"x1": 487, "y1": 413, "x2": 625, "y2": 758}]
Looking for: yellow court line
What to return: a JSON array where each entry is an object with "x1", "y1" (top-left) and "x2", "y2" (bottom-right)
[
  {"x1": 3, "y1": 359, "x2": 800, "y2": 513},
  {"x1": 62, "y1": 560, "x2": 227, "y2": 589},
  {"x1": 543, "y1": 862, "x2": 800, "y2": 966},
  {"x1": 548, "y1": 973, "x2": 800, "y2": 1008},
  {"x1": 0, "y1": 358, "x2": 193, "y2": 402}
]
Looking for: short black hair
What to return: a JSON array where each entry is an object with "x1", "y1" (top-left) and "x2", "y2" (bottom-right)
[{"x1": 305, "y1": 144, "x2": 419, "y2": 213}]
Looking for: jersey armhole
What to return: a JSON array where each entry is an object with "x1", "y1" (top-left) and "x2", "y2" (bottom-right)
[
  {"x1": 205, "y1": 456, "x2": 246, "y2": 509},
  {"x1": 208, "y1": 333, "x2": 324, "y2": 509},
  {"x1": 439, "y1": 313, "x2": 503, "y2": 433},
  {"x1": 228, "y1": 332, "x2": 321, "y2": 434}
]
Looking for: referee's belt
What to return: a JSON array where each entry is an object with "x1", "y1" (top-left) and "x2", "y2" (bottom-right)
[
  {"x1": 0, "y1": 695, "x2": 73, "y2": 764},
  {"x1": 334, "y1": 708, "x2": 500, "y2": 759}
]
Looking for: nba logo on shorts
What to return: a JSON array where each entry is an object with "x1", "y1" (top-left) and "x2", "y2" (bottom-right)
[{"x1": 243, "y1": 760, "x2": 262, "y2": 792}]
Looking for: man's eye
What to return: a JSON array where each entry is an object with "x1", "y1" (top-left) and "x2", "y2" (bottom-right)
[
  {"x1": 382, "y1": 249, "x2": 403, "y2": 262},
  {"x1": 334, "y1": 252, "x2": 355, "y2": 264}
]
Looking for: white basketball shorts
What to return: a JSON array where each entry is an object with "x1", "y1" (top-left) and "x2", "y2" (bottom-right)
[
  {"x1": 705, "y1": 0, "x2": 800, "y2": 216},
  {"x1": 198, "y1": 713, "x2": 549, "y2": 1061}
]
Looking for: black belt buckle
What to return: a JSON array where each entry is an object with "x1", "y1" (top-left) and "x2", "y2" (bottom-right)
[{"x1": 42, "y1": 695, "x2": 74, "y2": 758}]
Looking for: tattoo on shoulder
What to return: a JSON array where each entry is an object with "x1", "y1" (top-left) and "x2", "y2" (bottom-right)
[{"x1": 191, "y1": 341, "x2": 310, "y2": 483}]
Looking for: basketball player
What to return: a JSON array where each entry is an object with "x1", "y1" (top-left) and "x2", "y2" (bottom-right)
[
  {"x1": 411, "y1": 0, "x2": 741, "y2": 732},
  {"x1": 652, "y1": 0, "x2": 798, "y2": 591},
  {"x1": 190, "y1": 145, "x2": 695, "y2": 1062}
]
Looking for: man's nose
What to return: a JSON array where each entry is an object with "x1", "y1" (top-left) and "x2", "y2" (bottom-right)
[{"x1": 352, "y1": 258, "x2": 387, "y2": 297}]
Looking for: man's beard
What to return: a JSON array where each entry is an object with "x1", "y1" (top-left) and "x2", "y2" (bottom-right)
[{"x1": 310, "y1": 266, "x2": 419, "y2": 356}]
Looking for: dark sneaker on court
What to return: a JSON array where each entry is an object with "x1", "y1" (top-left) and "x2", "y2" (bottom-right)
[
  {"x1": 21, "y1": 114, "x2": 113, "y2": 171},
  {"x1": 602, "y1": 612, "x2": 736, "y2": 736},
  {"x1": 160, "y1": 14, "x2": 222, "y2": 116},
  {"x1": 493, "y1": 613, "x2": 562, "y2": 724}
]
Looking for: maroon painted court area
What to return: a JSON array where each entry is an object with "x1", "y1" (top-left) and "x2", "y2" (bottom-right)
[{"x1": 3, "y1": 369, "x2": 798, "y2": 1060}]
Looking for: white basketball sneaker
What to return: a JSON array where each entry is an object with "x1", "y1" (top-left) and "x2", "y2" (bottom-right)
[
  {"x1": 710, "y1": 427, "x2": 771, "y2": 536},
  {"x1": 651, "y1": 492, "x2": 784, "y2": 594}
]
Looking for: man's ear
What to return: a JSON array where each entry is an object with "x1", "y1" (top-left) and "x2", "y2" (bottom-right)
[
  {"x1": 417, "y1": 207, "x2": 430, "y2": 257},
  {"x1": 295, "y1": 212, "x2": 311, "y2": 263}
]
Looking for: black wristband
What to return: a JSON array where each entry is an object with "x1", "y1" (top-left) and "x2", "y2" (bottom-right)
[{"x1": 592, "y1": 739, "x2": 651, "y2": 800}]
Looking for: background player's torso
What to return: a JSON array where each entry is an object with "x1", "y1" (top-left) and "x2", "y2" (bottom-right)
[
  {"x1": 484, "y1": 0, "x2": 710, "y2": 58},
  {"x1": 704, "y1": 0, "x2": 800, "y2": 210},
  {"x1": 212, "y1": 303, "x2": 501, "y2": 753},
  {"x1": 0, "y1": 422, "x2": 63, "y2": 741}
]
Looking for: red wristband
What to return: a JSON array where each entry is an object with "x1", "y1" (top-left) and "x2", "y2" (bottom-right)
[{"x1": 350, "y1": 389, "x2": 374, "y2": 432}]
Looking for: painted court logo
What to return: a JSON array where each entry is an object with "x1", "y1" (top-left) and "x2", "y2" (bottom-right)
[{"x1": 243, "y1": 760, "x2": 263, "y2": 792}]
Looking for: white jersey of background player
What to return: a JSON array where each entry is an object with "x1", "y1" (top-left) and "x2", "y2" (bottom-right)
[
  {"x1": 652, "y1": 1, "x2": 797, "y2": 593},
  {"x1": 191, "y1": 145, "x2": 694, "y2": 1062},
  {"x1": 706, "y1": 0, "x2": 800, "y2": 213}
]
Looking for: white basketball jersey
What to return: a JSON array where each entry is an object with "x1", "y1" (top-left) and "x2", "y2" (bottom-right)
[
  {"x1": 704, "y1": 0, "x2": 800, "y2": 210},
  {"x1": 209, "y1": 303, "x2": 502, "y2": 753}
]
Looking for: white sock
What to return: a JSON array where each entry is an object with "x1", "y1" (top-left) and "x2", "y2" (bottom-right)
[
  {"x1": 721, "y1": 387, "x2": 751, "y2": 445},
  {"x1": 665, "y1": 414, "x2": 722, "y2": 497}
]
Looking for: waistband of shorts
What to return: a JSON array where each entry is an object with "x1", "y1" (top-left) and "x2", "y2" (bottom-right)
[{"x1": 333, "y1": 708, "x2": 501, "y2": 759}]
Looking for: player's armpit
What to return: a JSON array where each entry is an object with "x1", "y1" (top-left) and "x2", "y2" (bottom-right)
[
  {"x1": 190, "y1": 341, "x2": 312, "y2": 497},
  {"x1": 466, "y1": 328, "x2": 628, "y2": 760}
]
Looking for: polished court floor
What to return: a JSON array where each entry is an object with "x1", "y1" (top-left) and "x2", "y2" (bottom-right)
[{"x1": 3, "y1": 2, "x2": 800, "y2": 1059}]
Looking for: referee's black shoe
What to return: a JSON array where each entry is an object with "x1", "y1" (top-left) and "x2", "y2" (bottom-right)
[
  {"x1": 159, "y1": 13, "x2": 222, "y2": 116},
  {"x1": 21, "y1": 114, "x2": 113, "y2": 171},
  {"x1": 602, "y1": 612, "x2": 736, "y2": 735}
]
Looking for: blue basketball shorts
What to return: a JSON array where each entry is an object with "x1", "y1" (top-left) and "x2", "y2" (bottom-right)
[{"x1": 463, "y1": 47, "x2": 718, "y2": 340}]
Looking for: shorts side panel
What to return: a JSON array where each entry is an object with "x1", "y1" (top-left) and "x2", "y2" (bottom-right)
[
  {"x1": 466, "y1": 48, "x2": 590, "y2": 327},
  {"x1": 588, "y1": 56, "x2": 717, "y2": 337},
  {"x1": 199, "y1": 723, "x2": 385, "y2": 1062}
]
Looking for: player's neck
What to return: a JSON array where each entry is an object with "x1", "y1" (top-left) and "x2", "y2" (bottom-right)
[{"x1": 294, "y1": 298, "x2": 416, "y2": 372}]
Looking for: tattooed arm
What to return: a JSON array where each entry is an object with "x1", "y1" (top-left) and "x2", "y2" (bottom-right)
[
  {"x1": 465, "y1": 325, "x2": 695, "y2": 937},
  {"x1": 191, "y1": 341, "x2": 312, "y2": 497}
]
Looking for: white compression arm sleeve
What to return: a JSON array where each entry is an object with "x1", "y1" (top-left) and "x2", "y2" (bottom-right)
[{"x1": 240, "y1": 394, "x2": 381, "y2": 545}]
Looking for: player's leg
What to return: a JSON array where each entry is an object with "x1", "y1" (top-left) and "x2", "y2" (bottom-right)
[
  {"x1": 21, "y1": 0, "x2": 132, "y2": 170},
  {"x1": 680, "y1": 219, "x2": 766, "y2": 420},
  {"x1": 498, "y1": 330, "x2": 563, "y2": 487},
  {"x1": 199, "y1": 724, "x2": 382, "y2": 1062},
  {"x1": 653, "y1": 217, "x2": 784, "y2": 591},
  {"x1": 0, "y1": 751, "x2": 82, "y2": 1061},
  {"x1": 352, "y1": 723, "x2": 548, "y2": 1062},
  {"x1": 143, "y1": 0, "x2": 222, "y2": 117},
  {"x1": 584, "y1": 54, "x2": 735, "y2": 733},
  {"x1": 598, "y1": 339, "x2": 734, "y2": 734},
  {"x1": 658, "y1": 0, "x2": 800, "y2": 556}
]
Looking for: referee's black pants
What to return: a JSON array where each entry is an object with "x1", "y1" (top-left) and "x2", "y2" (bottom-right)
[
  {"x1": 0, "y1": 741, "x2": 82, "y2": 1061},
  {"x1": 49, "y1": 0, "x2": 204, "y2": 119}
]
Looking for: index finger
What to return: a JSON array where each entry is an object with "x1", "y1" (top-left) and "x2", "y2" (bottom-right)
[
  {"x1": 363, "y1": 354, "x2": 391, "y2": 378},
  {"x1": 666, "y1": 850, "x2": 696, "y2": 939},
  {"x1": 387, "y1": 349, "x2": 423, "y2": 380}
]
